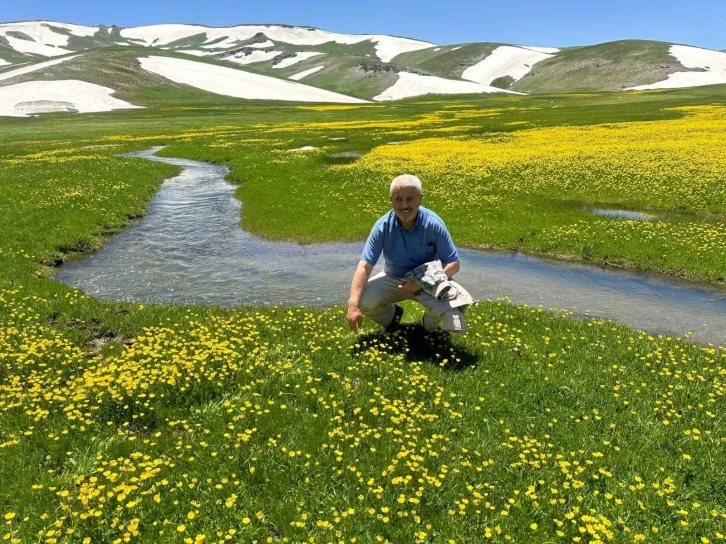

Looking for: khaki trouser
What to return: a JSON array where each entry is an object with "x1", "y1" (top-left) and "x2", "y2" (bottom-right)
[{"x1": 359, "y1": 271, "x2": 470, "y2": 332}]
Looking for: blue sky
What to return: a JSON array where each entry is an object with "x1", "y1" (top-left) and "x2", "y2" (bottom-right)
[{"x1": 3, "y1": 0, "x2": 725, "y2": 50}]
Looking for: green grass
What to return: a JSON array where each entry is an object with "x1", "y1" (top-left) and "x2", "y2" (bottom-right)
[
  {"x1": 0, "y1": 43, "x2": 43, "y2": 65},
  {"x1": 297, "y1": 57, "x2": 399, "y2": 99},
  {"x1": 490, "y1": 75, "x2": 515, "y2": 89},
  {"x1": 0, "y1": 87, "x2": 725, "y2": 543},
  {"x1": 121, "y1": 86, "x2": 725, "y2": 285}
]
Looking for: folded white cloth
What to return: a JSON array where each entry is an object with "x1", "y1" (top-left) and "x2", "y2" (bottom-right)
[{"x1": 406, "y1": 260, "x2": 457, "y2": 300}]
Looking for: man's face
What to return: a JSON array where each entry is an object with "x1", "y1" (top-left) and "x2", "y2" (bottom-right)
[{"x1": 390, "y1": 185, "x2": 422, "y2": 225}]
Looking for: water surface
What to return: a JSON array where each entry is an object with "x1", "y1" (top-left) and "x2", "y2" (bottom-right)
[
  {"x1": 55, "y1": 148, "x2": 726, "y2": 346},
  {"x1": 590, "y1": 208, "x2": 655, "y2": 221},
  {"x1": 327, "y1": 150, "x2": 365, "y2": 164}
]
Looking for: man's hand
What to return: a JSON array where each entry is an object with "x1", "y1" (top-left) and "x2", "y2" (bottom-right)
[
  {"x1": 347, "y1": 304, "x2": 363, "y2": 332},
  {"x1": 347, "y1": 261, "x2": 374, "y2": 333},
  {"x1": 397, "y1": 277, "x2": 422, "y2": 295}
]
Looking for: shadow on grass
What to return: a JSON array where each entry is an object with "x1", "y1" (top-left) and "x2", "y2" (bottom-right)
[{"x1": 353, "y1": 323, "x2": 478, "y2": 371}]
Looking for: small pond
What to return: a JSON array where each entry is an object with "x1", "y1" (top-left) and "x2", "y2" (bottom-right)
[
  {"x1": 590, "y1": 208, "x2": 655, "y2": 221},
  {"x1": 327, "y1": 150, "x2": 365, "y2": 164}
]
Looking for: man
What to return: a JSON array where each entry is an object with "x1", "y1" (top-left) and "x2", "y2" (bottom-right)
[{"x1": 347, "y1": 174, "x2": 474, "y2": 333}]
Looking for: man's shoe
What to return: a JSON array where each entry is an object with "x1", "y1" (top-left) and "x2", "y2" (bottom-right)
[
  {"x1": 421, "y1": 314, "x2": 437, "y2": 333},
  {"x1": 385, "y1": 304, "x2": 404, "y2": 332}
]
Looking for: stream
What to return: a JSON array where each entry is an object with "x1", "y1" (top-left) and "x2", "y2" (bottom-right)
[{"x1": 55, "y1": 147, "x2": 726, "y2": 346}]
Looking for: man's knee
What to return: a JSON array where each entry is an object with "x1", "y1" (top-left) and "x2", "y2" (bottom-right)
[
  {"x1": 441, "y1": 308, "x2": 467, "y2": 332},
  {"x1": 359, "y1": 292, "x2": 385, "y2": 315}
]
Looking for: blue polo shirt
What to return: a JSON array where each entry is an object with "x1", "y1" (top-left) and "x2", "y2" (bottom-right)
[{"x1": 361, "y1": 206, "x2": 460, "y2": 277}]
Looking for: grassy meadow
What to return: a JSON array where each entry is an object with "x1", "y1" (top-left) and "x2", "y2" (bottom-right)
[{"x1": 1, "y1": 86, "x2": 725, "y2": 543}]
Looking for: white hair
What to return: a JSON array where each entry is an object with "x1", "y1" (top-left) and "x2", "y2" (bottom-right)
[{"x1": 390, "y1": 174, "x2": 422, "y2": 196}]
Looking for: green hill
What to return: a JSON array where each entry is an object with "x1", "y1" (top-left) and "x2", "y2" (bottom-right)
[
  {"x1": 510, "y1": 40, "x2": 697, "y2": 93},
  {"x1": 2, "y1": 21, "x2": 726, "y2": 101},
  {"x1": 0, "y1": 47, "x2": 312, "y2": 107},
  {"x1": 0, "y1": 43, "x2": 40, "y2": 65},
  {"x1": 390, "y1": 43, "x2": 504, "y2": 79},
  {"x1": 238, "y1": 51, "x2": 425, "y2": 100}
]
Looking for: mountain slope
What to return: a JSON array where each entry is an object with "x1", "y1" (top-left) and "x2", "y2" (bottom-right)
[
  {"x1": 0, "y1": 47, "x2": 370, "y2": 109},
  {"x1": 510, "y1": 40, "x2": 696, "y2": 93},
  {"x1": 121, "y1": 24, "x2": 433, "y2": 62},
  {"x1": 626, "y1": 45, "x2": 726, "y2": 91},
  {"x1": 0, "y1": 21, "x2": 434, "y2": 62},
  {"x1": 391, "y1": 43, "x2": 503, "y2": 79},
  {"x1": 137, "y1": 55, "x2": 368, "y2": 103},
  {"x1": 0, "y1": 79, "x2": 140, "y2": 116},
  {"x1": 1, "y1": 20, "x2": 726, "y2": 106}
]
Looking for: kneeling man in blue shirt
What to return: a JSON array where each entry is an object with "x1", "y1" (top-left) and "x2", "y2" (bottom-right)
[{"x1": 347, "y1": 174, "x2": 474, "y2": 333}]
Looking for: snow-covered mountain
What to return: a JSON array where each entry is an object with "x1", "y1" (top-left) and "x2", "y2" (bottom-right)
[
  {"x1": 1, "y1": 20, "x2": 726, "y2": 117},
  {"x1": 0, "y1": 21, "x2": 434, "y2": 63}
]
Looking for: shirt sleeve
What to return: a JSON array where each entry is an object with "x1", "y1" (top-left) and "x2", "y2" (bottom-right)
[
  {"x1": 361, "y1": 223, "x2": 384, "y2": 266},
  {"x1": 435, "y1": 221, "x2": 459, "y2": 264}
]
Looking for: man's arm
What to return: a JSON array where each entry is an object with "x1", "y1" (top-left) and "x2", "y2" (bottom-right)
[
  {"x1": 347, "y1": 260, "x2": 374, "y2": 332},
  {"x1": 434, "y1": 219, "x2": 460, "y2": 278},
  {"x1": 399, "y1": 259, "x2": 460, "y2": 295},
  {"x1": 443, "y1": 260, "x2": 460, "y2": 277}
]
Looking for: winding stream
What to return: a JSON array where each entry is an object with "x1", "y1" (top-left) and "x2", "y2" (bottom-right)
[{"x1": 55, "y1": 147, "x2": 726, "y2": 346}]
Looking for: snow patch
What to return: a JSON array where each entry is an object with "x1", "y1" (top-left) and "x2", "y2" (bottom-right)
[
  {"x1": 180, "y1": 50, "x2": 212, "y2": 57},
  {"x1": 44, "y1": 22, "x2": 98, "y2": 37},
  {"x1": 0, "y1": 79, "x2": 141, "y2": 117},
  {"x1": 520, "y1": 45, "x2": 560, "y2": 54},
  {"x1": 0, "y1": 54, "x2": 82, "y2": 82},
  {"x1": 626, "y1": 45, "x2": 726, "y2": 90},
  {"x1": 249, "y1": 40, "x2": 274, "y2": 49},
  {"x1": 372, "y1": 36, "x2": 434, "y2": 62},
  {"x1": 120, "y1": 24, "x2": 433, "y2": 62},
  {"x1": 224, "y1": 50, "x2": 283, "y2": 65},
  {"x1": 451, "y1": 47, "x2": 461, "y2": 51},
  {"x1": 289, "y1": 65, "x2": 325, "y2": 80},
  {"x1": 138, "y1": 55, "x2": 368, "y2": 103},
  {"x1": 0, "y1": 59, "x2": 10, "y2": 67},
  {"x1": 120, "y1": 24, "x2": 211, "y2": 46},
  {"x1": 0, "y1": 21, "x2": 97, "y2": 57},
  {"x1": 200, "y1": 40, "x2": 233, "y2": 49},
  {"x1": 201, "y1": 39, "x2": 273, "y2": 50},
  {"x1": 462, "y1": 46, "x2": 554, "y2": 85},
  {"x1": 288, "y1": 146, "x2": 317, "y2": 152},
  {"x1": 273, "y1": 51, "x2": 324, "y2": 69},
  {"x1": 373, "y1": 72, "x2": 520, "y2": 101}
]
